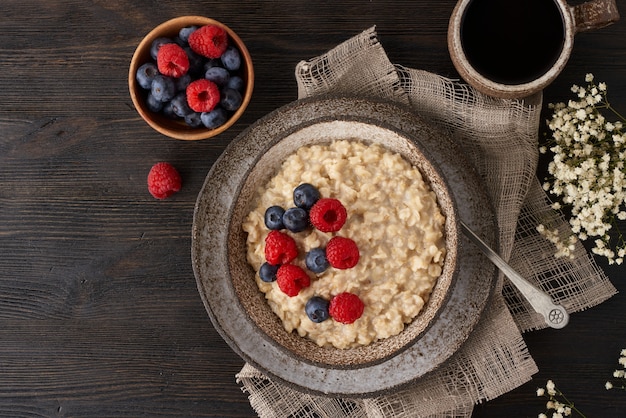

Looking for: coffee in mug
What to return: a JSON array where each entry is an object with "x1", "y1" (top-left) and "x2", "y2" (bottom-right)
[{"x1": 448, "y1": 0, "x2": 619, "y2": 99}]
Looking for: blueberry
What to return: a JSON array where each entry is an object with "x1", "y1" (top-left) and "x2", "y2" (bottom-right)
[
  {"x1": 184, "y1": 112, "x2": 203, "y2": 128},
  {"x1": 170, "y1": 92, "x2": 192, "y2": 117},
  {"x1": 201, "y1": 108, "x2": 228, "y2": 129},
  {"x1": 178, "y1": 25, "x2": 199, "y2": 43},
  {"x1": 293, "y1": 183, "x2": 320, "y2": 210},
  {"x1": 305, "y1": 296, "x2": 330, "y2": 323},
  {"x1": 162, "y1": 100, "x2": 177, "y2": 119},
  {"x1": 305, "y1": 248, "x2": 329, "y2": 274},
  {"x1": 221, "y1": 45, "x2": 242, "y2": 71},
  {"x1": 220, "y1": 88, "x2": 243, "y2": 112},
  {"x1": 203, "y1": 58, "x2": 223, "y2": 72},
  {"x1": 185, "y1": 47, "x2": 205, "y2": 76},
  {"x1": 264, "y1": 205, "x2": 286, "y2": 230},
  {"x1": 150, "y1": 37, "x2": 172, "y2": 60},
  {"x1": 136, "y1": 62, "x2": 159, "y2": 90},
  {"x1": 205, "y1": 66, "x2": 230, "y2": 87},
  {"x1": 175, "y1": 73, "x2": 192, "y2": 92},
  {"x1": 283, "y1": 207, "x2": 309, "y2": 232},
  {"x1": 259, "y1": 262, "x2": 279, "y2": 283},
  {"x1": 145, "y1": 92, "x2": 163, "y2": 113},
  {"x1": 151, "y1": 75, "x2": 176, "y2": 102},
  {"x1": 226, "y1": 75, "x2": 245, "y2": 92}
]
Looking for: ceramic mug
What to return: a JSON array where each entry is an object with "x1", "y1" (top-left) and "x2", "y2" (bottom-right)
[{"x1": 448, "y1": 0, "x2": 620, "y2": 99}]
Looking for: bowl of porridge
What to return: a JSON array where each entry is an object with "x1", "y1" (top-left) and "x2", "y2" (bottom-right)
[{"x1": 191, "y1": 96, "x2": 498, "y2": 397}]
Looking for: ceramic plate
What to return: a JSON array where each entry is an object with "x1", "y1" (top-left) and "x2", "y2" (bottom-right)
[{"x1": 191, "y1": 96, "x2": 498, "y2": 397}]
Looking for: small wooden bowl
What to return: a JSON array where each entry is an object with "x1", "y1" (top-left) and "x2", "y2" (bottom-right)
[{"x1": 129, "y1": 16, "x2": 254, "y2": 140}]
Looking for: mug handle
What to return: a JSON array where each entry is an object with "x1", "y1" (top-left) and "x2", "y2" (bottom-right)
[{"x1": 572, "y1": 0, "x2": 620, "y2": 32}]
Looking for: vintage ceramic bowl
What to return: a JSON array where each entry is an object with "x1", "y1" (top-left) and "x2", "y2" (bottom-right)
[
  {"x1": 191, "y1": 96, "x2": 498, "y2": 397},
  {"x1": 129, "y1": 16, "x2": 254, "y2": 140}
]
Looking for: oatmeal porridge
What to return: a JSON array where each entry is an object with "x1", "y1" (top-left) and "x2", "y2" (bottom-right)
[{"x1": 241, "y1": 140, "x2": 446, "y2": 349}]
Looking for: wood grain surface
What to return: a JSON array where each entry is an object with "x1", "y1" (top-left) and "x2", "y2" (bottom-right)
[{"x1": 1, "y1": 0, "x2": 625, "y2": 416}]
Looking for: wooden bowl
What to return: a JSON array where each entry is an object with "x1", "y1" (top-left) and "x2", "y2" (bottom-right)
[{"x1": 128, "y1": 16, "x2": 254, "y2": 140}]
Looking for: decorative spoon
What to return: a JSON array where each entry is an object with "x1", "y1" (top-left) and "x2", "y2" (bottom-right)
[{"x1": 460, "y1": 221, "x2": 569, "y2": 329}]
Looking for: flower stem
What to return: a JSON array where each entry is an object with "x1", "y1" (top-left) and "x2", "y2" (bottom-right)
[
  {"x1": 607, "y1": 102, "x2": 626, "y2": 123},
  {"x1": 558, "y1": 390, "x2": 586, "y2": 417}
]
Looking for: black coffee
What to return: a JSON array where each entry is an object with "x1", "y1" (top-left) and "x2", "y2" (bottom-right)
[{"x1": 460, "y1": 0, "x2": 565, "y2": 85}]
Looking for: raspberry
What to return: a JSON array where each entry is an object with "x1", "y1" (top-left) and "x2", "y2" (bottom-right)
[
  {"x1": 309, "y1": 198, "x2": 347, "y2": 232},
  {"x1": 264, "y1": 230, "x2": 298, "y2": 265},
  {"x1": 147, "y1": 162, "x2": 182, "y2": 200},
  {"x1": 156, "y1": 43, "x2": 190, "y2": 78},
  {"x1": 186, "y1": 79, "x2": 220, "y2": 113},
  {"x1": 325, "y1": 236, "x2": 359, "y2": 269},
  {"x1": 329, "y1": 292, "x2": 364, "y2": 324},
  {"x1": 188, "y1": 25, "x2": 228, "y2": 59},
  {"x1": 276, "y1": 264, "x2": 310, "y2": 297}
]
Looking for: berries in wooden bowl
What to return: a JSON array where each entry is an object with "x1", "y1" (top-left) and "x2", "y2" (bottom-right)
[{"x1": 129, "y1": 16, "x2": 254, "y2": 140}]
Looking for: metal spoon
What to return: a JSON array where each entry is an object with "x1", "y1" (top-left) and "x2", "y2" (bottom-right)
[{"x1": 460, "y1": 221, "x2": 569, "y2": 329}]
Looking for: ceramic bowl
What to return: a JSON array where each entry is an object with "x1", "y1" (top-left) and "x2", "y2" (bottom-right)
[
  {"x1": 191, "y1": 96, "x2": 498, "y2": 397},
  {"x1": 128, "y1": 16, "x2": 254, "y2": 140}
]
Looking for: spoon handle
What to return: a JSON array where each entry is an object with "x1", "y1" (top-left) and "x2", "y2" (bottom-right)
[{"x1": 460, "y1": 221, "x2": 569, "y2": 329}]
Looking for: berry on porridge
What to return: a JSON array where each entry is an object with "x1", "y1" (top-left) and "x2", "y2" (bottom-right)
[
  {"x1": 276, "y1": 264, "x2": 311, "y2": 297},
  {"x1": 309, "y1": 198, "x2": 347, "y2": 232},
  {"x1": 329, "y1": 292, "x2": 365, "y2": 324},
  {"x1": 325, "y1": 236, "x2": 360, "y2": 269},
  {"x1": 264, "y1": 230, "x2": 298, "y2": 265}
]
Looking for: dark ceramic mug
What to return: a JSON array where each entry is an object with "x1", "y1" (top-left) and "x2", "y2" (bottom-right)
[{"x1": 448, "y1": 0, "x2": 620, "y2": 99}]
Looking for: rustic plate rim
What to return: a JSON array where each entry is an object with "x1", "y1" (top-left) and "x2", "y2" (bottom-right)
[{"x1": 191, "y1": 95, "x2": 498, "y2": 397}]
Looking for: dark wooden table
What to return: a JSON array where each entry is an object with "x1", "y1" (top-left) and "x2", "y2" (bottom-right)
[{"x1": 1, "y1": 1, "x2": 625, "y2": 416}]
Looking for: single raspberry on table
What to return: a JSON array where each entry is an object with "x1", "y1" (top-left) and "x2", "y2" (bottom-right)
[
  {"x1": 186, "y1": 79, "x2": 220, "y2": 113},
  {"x1": 276, "y1": 264, "x2": 310, "y2": 297},
  {"x1": 188, "y1": 25, "x2": 228, "y2": 58},
  {"x1": 264, "y1": 230, "x2": 298, "y2": 265},
  {"x1": 156, "y1": 43, "x2": 190, "y2": 78},
  {"x1": 325, "y1": 236, "x2": 359, "y2": 269},
  {"x1": 147, "y1": 162, "x2": 182, "y2": 200},
  {"x1": 309, "y1": 198, "x2": 347, "y2": 232},
  {"x1": 329, "y1": 292, "x2": 364, "y2": 324}
]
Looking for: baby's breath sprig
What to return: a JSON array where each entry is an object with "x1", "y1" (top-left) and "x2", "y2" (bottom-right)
[
  {"x1": 605, "y1": 348, "x2": 626, "y2": 391},
  {"x1": 536, "y1": 380, "x2": 585, "y2": 418},
  {"x1": 539, "y1": 73, "x2": 626, "y2": 264}
]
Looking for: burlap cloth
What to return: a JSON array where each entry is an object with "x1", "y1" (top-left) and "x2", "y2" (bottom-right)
[{"x1": 235, "y1": 26, "x2": 617, "y2": 417}]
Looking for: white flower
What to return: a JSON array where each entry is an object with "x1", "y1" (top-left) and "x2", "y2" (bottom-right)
[
  {"x1": 535, "y1": 381, "x2": 582, "y2": 417},
  {"x1": 542, "y1": 74, "x2": 626, "y2": 263},
  {"x1": 546, "y1": 380, "x2": 557, "y2": 395},
  {"x1": 606, "y1": 381, "x2": 614, "y2": 390}
]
